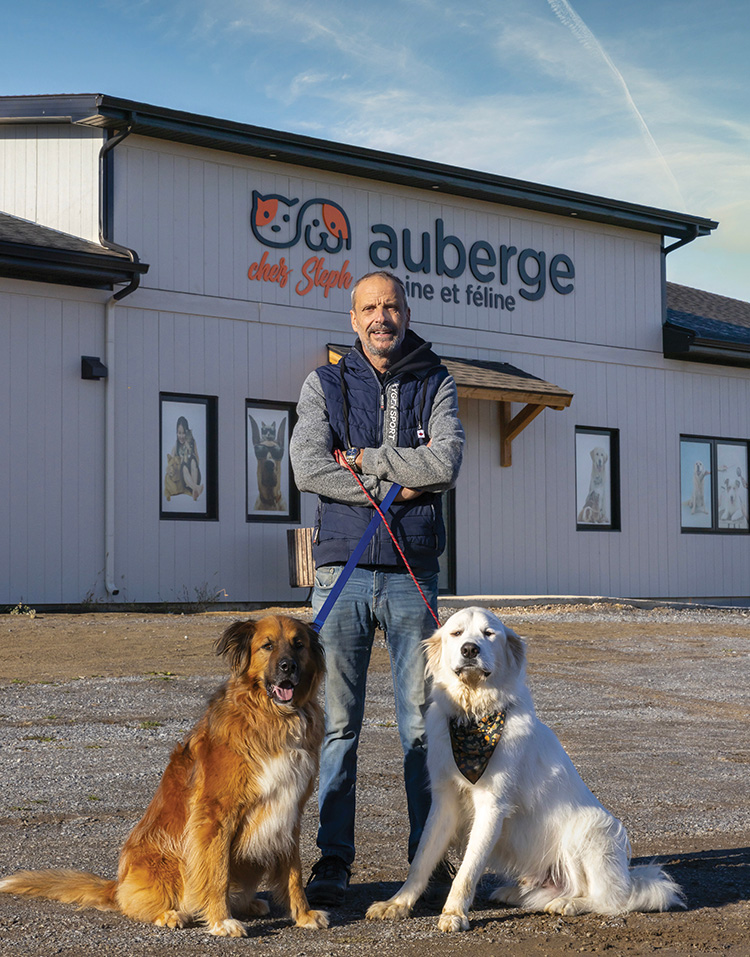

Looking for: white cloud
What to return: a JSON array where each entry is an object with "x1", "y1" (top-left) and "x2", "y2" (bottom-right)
[{"x1": 117, "y1": 0, "x2": 748, "y2": 298}]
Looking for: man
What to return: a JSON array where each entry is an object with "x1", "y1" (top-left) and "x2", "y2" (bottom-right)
[{"x1": 289, "y1": 270, "x2": 465, "y2": 906}]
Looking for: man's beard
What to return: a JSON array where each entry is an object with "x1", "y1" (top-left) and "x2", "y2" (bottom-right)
[{"x1": 363, "y1": 325, "x2": 405, "y2": 360}]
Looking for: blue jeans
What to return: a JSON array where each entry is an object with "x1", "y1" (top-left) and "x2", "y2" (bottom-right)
[{"x1": 312, "y1": 565, "x2": 439, "y2": 867}]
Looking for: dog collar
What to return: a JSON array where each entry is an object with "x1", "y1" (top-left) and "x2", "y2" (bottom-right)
[{"x1": 449, "y1": 710, "x2": 506, "y2": 784}]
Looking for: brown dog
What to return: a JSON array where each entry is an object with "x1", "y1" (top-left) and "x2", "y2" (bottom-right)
[{"x1": 0, "y1": 616, "x2": 327, "y2": 937}]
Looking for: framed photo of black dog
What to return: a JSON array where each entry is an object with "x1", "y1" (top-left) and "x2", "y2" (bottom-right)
[{"x1": 246, "y1": 400, "x2": 299, "y2": 523}]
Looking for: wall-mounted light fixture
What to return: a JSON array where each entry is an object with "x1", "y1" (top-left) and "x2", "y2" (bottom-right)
[{"x1": 81, "y1": 355, "x2": 108, "y2": 380}]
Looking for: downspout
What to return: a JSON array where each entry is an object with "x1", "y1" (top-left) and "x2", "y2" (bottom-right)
[
  {"x1": 103, "y1": 297, "x2": 119, "y2": 597},
  {"x1": 660, "y1": 225, "x2": 700, "y2": 324},
  {"x1": 98, "y1": 122, "x2": 142, "y2": 599}
]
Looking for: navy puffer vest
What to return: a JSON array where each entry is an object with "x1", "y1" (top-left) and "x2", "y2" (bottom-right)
[{"x1": 314, "y1": 339, "x2": 448, "y2": 573}]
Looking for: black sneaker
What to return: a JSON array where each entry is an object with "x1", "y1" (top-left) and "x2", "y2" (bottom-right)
[
  {"x1": 421, "y1": 858, "x2": 456, "y2": 909},
  {"x1": 306, "y1": 855, "x2": 351, "y2": 906}
]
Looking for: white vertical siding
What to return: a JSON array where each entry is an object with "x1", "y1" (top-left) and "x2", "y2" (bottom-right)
[
  {"x1": 1, "y1": 284, "x2": 106, "y2": 605},
  {"x1": 0, "y1": 125, "x2": 101, "y2": 241}
]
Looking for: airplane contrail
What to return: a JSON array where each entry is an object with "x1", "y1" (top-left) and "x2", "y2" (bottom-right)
[{"x1": 547, "y1": 0, "x2": 686, "y2": 208}]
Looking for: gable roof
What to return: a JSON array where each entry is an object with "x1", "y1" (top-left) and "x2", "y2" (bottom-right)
[{"x1": 0, "y1": 94, "x2": 718, "y2": 245}]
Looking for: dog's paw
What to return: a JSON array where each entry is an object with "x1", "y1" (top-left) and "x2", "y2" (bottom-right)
[
  {"x1": 295, "y1": 908, "x2": 329, "y2": 929},
  {"x1": 154, "y1": 909, "x2": 189, "y2": 929},
  {"x1": 438, "y1": 909, "x2": 470, "y2": 933},
  {"x1": 243, "y1": 897, "x2": 271, "y2": 918},
  {"x1": 544, "y1": 896, "x2": 585, "y2": 916},
  {"x1": 366, "y1": 899, "x2": 412, "y2": 921},
  {"x1": 208, "y1": 918, "x2": 248, "y2": 937}
]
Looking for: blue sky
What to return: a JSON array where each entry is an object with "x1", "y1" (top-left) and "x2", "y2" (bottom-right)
[{"x1": 3, "y1": 0, "x2": 749, "y2": 301}]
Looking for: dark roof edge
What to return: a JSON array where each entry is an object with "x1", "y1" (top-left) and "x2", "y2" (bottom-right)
[
  {"x1": 0, "y1": 94, "x2": 717, "y2": 242},
  {"x1": 663, "y1": 319, "x2": 750, "y2": 369},
  {"x1": 0, "y1": 239, "x2": 149, "y2": 290}
]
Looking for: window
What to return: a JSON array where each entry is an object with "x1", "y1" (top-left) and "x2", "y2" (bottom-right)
[
  {"x1": 246, "y1": 399, "x2": 300, "y2": 523},
  {"x1": 680, "y1": 436, "x2": 749, "y2": 533},
  {"x1": 575, "y1": 428, "x2": 620, "y2": 531},
  {"x1": 160, "y1": 393, "x2": 218, "y2": 521}
]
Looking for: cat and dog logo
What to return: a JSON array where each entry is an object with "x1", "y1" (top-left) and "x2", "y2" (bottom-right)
[{"x1": 250, "y1": 191, "x2": 352, "y2": 254}]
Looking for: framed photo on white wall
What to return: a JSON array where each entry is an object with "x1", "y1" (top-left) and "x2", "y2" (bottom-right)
[
  {"x1": 575, "y1": 427, "x2": 620, "y2": 531},
  {"x1": 682, "y1": 435, "x2": 749, "y2": 532},
  {"x1": 160, "y1": 393, "x2": 218, "y2": 520},
  {"x1": 680, "y1": 438, "x2": 713, "y2": 529},
  {"x1": 246, "y1": 399, "x2": 299, "y2": 523}
]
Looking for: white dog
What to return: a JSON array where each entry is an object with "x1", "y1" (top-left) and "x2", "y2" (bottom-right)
[
  {"x1": 577, "y1": 446, "x2": 609, "y2": 524},
  {"x1": 686, "y1": 460, "x2": 710, "y2": 515},
  {"x1": 367, "y1": 608, "x2": 683, "y2": 933}
]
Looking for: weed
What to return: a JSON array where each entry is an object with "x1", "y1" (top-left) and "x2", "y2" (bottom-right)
[
  {"x1": 9, "y1": 602, "x2": 36, "y2": 619},
  {"x1": 174, "y1": 578, "x2": 228, "y2": 613}
]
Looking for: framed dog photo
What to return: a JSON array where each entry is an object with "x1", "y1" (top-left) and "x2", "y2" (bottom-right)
[
  {"x1": 575, "y1": 427, "x2": 620, "y2": 531},
  {"x1": 680, "y1": 438, "x2": 713, "y2": 530},
  {"x1": 246, "y1": 400, "x2": 299, "y2": 523},
  {"x1": 716, "y1": 442, "x2": 749, "y2": 531},
  {"x1": 160, "y1": 393, "x2": 218, "y2": 520}
]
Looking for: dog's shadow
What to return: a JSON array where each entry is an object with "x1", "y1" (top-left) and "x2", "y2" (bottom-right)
[
  {"x1": 318, "y1": 881, "x2": 450, "y2": 927},
  {"x1": 635, "y1": 847, "x2": 749, "y2": 911},
  {"x1": 324, "y1": 849, "x2": 749, "y2": 926}
]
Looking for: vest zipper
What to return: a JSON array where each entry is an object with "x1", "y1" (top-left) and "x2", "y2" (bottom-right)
[{"x1": 379, "y1": 383, "x2": 386, "y2": 443}]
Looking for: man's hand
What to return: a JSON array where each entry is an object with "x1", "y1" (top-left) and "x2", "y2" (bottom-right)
[
  {"x1": 394, "y1": 487, "x2": 423, "y2": 502},
  {"x1": 334, "y1": 445, "x2": 429, "y2": 502}
]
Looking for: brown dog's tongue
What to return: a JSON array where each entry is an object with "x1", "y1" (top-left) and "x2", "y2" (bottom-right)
[{"x1": 273, "y1": 685, "x2": 294, "y2": 702}]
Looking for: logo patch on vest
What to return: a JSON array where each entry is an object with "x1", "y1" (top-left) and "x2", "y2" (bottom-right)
[{"x1": 385, "y1": 381, "x2": 400, "y2": 444}]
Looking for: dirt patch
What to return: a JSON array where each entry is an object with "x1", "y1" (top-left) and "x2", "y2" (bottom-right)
[{"x1": 0, "y1": 603, "x2": 748, "y2": 956}]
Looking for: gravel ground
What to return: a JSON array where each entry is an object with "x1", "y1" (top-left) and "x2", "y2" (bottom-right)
[{"x1": 0, "y1": 601, "x2": 748, "y2": 956}]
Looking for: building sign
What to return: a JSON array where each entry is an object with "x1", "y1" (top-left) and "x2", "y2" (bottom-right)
[
  {"x1": 247, "y1": 189, "x2": 575, "y2": 308},
  {"x1": 370, "y1": 220, "x2": 574, "y2": 307},
  {"x1": 248, "y1": 190, "x2": 353, "y2": 298}
]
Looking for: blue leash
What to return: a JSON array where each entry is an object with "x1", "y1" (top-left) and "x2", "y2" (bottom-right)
[{"x1": 311, "y1": 483, "x2": 401, "y2": 633}]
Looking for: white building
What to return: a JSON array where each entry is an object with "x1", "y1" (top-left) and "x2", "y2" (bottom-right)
[{"x1": 2, "y1": 94, "x2": 748, "y2": 608}]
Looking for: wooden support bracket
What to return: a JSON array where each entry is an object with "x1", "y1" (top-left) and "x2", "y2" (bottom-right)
[{"x1": 499, "y1": 401, "x2": 547, "y2": 467}]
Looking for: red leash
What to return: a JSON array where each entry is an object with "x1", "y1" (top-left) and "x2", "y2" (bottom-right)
[{"x1": 336, "y1": 454, "x2": 441, "y2": 628}]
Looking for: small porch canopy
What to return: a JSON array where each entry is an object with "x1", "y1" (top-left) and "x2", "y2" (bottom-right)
[{"x1": 327, "y1": 345, "x2": 574, "y2": 466}]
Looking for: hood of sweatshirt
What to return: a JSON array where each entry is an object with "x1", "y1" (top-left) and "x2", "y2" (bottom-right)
[{"x1": 352, "y1": 329, "x2": 443, "y2": 381}]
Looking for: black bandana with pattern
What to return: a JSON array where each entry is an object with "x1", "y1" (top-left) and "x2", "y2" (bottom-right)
[{"x1": 449, "y1": 710, "x2": 506, "y2": 784}]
